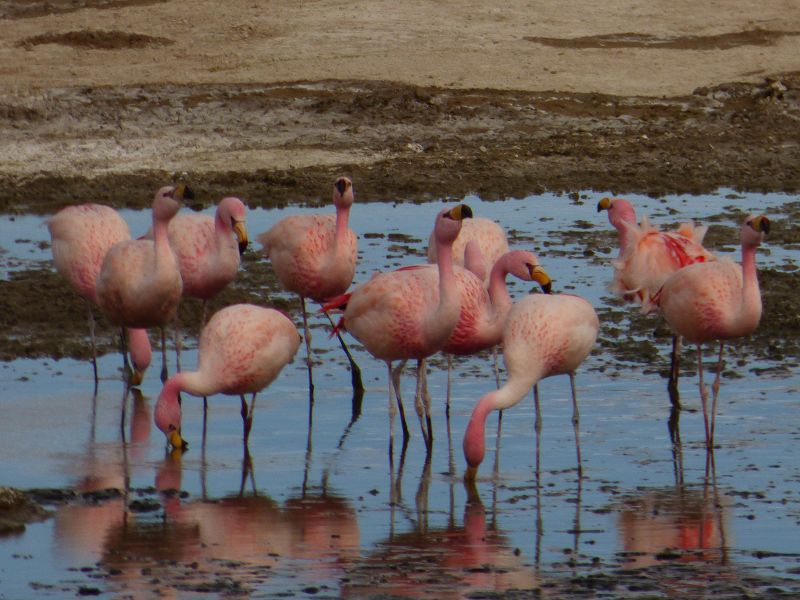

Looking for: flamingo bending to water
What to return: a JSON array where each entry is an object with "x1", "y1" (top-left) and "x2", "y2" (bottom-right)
[
  {"x1": 96, "y1": 185, "x2": 190, "y2": 384},
  {"x1": 597, "y1": 196, "x2": 715, "y2": 391},
  {"x1": 653, "y1": 214, "x2": 769, "y2": 449},
  {"x1": 154, "y1": 303, "x2": 300, "y2": 448},
  {"x1": 48, "y1": 203, "x2": 152, "y2": 385},
  {"x1": 463, "y1": 293, "x2": 599, "y2": 480},
  {"x1": 439, "y1": 250, "x2": 552, "y2": 412},
  {"x1": 324, "y1": 204, "x2": 473, "y2": 451},
  {"x1": 257, "y1": 177, "x2": 362, "y2": 397}
]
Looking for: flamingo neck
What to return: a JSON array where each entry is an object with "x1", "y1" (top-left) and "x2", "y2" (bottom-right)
[
  {"x1": 463, "y1": 379, "x2": 537, "y2": 470},
  {"x1": 173, "y1": 369, "x2": 218, "y2": 398},
  {"x1": 152, "y1": 212, "x2": 173, "y2": 268},
  {"x1": 610, "y1": 205, "x2": 637, "y2": 254},
  {"x1": 486, "y1": 256, "x2": 515, "y2": 322},
  {"x1": 738, "y1": 240, "x2": 762, "y2": 326},
  {"x1": 426, "y1": 239, "x2": 459, "y2": 347},
  {"x1": 331, "y1": 205, "x2": 352, "y2": 261}
]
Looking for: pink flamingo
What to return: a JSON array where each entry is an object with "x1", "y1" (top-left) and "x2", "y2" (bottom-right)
[
  {"x1": 463, "y1": 292, "x2": 599, "y2": 480},
  {"x1": 48, "y1": 203, "x2": 152, "y2": 386},
  {"x1": 440, "y1": 250, "x2": 553, "y2": 413},
  {"x1": 257, "y1": 176, "x2": 362, "y2": 397},
  {"x1": 324, "y1": 204, "x2": 473, "y2": 451},
  {"x1": 157, "y1": 196, "x2": 249, "y2": 369},
  {"x1": 154, "y1": 303, "x2": 300, "y2": 448},
  {"x1": 597, "y1": 196, "x2": 715, "y2": 391},
  {"x1": 653, "y1": 214, "x2": 769, "y2": 449},
  {"x1": 96, "y1": 185, "x2": 190, "y2": 384},
  {"x1": 428, "y1": 216, "x2": 509, "y2": 283}
]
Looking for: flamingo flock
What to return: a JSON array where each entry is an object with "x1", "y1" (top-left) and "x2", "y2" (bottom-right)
[{"x1": 47, "y1": 181, "x2": 770, "y2": 477}]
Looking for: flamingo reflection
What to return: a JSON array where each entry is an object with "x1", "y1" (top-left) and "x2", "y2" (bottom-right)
[
  {"x1": 344, "y1": 466, "x2": 538, "y2": 599},
  {"x1": 616, "y1": 483, "x2": 729, "y2": 569}
]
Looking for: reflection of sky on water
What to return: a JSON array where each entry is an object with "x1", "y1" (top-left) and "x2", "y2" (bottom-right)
[{"x1": 0, "y1": 189, "x2": 799, "y2": 596}]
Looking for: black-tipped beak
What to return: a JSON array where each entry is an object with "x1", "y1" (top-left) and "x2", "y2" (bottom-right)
[{"x1": 335, "y1": 177, "x2": 349, "y2": 195}]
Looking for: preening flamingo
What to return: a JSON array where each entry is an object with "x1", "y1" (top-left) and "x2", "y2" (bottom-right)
[
  {"x1": 440, "y1": 250, "x2": 552, "y2": 412},
  {"x1": 653, "y1": 214, "x2": 769, "y2": 449},
  {"x1": 48, "y1": 203, "x2": 152, "y2": 386},
  {"x1": 257, "y1": 176, "x2": 362, "y2": 397},
  {"x1": 597, "y1": 196, "x2": 715, "y2": 390},
  {"x1": 427, "y1": 216, "x2": 509, "y2": 283},
  {"x1": 463, "y1": 292, "x2": 599, "y2": 480},
  {"x1": 157, "y1": 196, "x2": 249, "y2": 369},
  {"x1": 154, "y1": 303, "x2": 301, "y2": 448},
  {"x1": 96, "y1": 185, "x2": 190, "y2": 384},
  {"x1": 324, "y1": 204, "x2": 473, "y2": 451}
]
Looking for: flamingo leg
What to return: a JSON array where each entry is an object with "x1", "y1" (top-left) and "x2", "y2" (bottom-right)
[
  {"x1": 390, "y1": 360, "x2": 410, "y2": 442},
  {"x1": 300, "y1": 296, "x2": 315, "y2": 401},
  {"x1": 240, "y1": 394, "x2": 256, "y2": 447},
  {"x1": 445, "y1": 353, "x2": 453, "y2": 419},
  {"x1": 533, "y1": 384, "x2": 542, "y2": 479},
  {"x1": 709, "y1": 341, "x2": 725, "y2": 448},
  {"x1": 174, "y1": 302, "x2": 183, "y2": 374},
  {"x1": 668, "y1": 334, "x2": 682, "y2": 410},
  {"x1": 569, "y1": 372, "x2": 583, "y2": 476},
  {"x1": 413, "y1": 360, "x2": 431, "y2": 450},
  {"x1": 697, "y1": 344, "x2": 712, "y2": 449},
  {"x1": 419, "y1": 359, "x2": 433, "y2": 452},
  {"x1": 322, "y1": 308, "x2": 364, "y2": 394},
  {"x1": 159, "y1": 327, "x2": 169, "y2": 383},
  {"x1": 86, "y1": 301, "x2": 99, "y2": 388},
  {"x1": 119, "y1": 326, "x2": 132, "y2": 388},
  {"x1": 386, "y1": 362, "x2": 396, "y2": 459}
]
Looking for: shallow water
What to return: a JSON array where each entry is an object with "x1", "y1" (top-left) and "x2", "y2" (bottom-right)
[{"x1": 1, "y1": 190, "x2": 799, "y2": 598}]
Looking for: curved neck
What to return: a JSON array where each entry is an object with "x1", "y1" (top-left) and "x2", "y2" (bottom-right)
[
  {"x1": 463, "y1": 378, "x2": 538, "y2": 469},
  {"x1": 486, "y1": 256, "x2": 515, "y2": 319}
]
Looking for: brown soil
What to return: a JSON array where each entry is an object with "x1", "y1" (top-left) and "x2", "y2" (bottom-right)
[{"x1": 1, "y1": 2, "x2": 799, "y2": 364}]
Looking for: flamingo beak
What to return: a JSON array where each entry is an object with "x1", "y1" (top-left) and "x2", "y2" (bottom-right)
[
  {"x1": 173, "y1": 183, "x2": 195, "y2": 202},
  {"x1": 597, "y1": 197, "x2": 612, "y2": 212},
  {"x1": 530, "y1": 265, "x2": 552, "y2": 294},
  {"x1": 129, "y1": 366, "x2": 146, "y2": 387},
  {"x1": 233, "y1": 220, "x2": 249, "y2": 255},
  {"x1": 448, "y1": 204, "x2": 473, "y2": 220},
  {"x1": 335, "y1": 177, "x2": 351, "y2": 195},
  {"x1": 168, "y1": 428, "x2": 188, "y2": 451},
  {"x1": 751, "y1": 215, "x2": 770, "y2": 235}
]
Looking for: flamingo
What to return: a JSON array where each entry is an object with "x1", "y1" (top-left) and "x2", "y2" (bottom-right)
[
  {"x1": 439, "y1": 250, "x2": 552, "y2": 414},
  {"x1": 653, "y1": 214, "x2": 769, "y2": 449},
  {"x1": 597, "y1": 196, "x2": 715, "y2": 393},
  {"x1": 257, "y1": 176, "x2": 362, "y2": 398},
  {"x1": 324, "y1": 204, "x2": 473, "y2": 451},
  {"x1": 96, "y1": 185, "x2": 190, "y2": 384},
  {"x1": 154, "y1": 303, "x2": 301, "y2": 449},
  {"x1": 427, "y1": 216, "x2": 509, "y2": 283},
  {"x1": 156, "y1": 196, "x2": 249, "y2": 369},
  {"x1": 48, "y1": 203, "x2": 153, "y2": 386},
  {"x1": 463, "y1": 292, "x2": 599, "y2": 480}
]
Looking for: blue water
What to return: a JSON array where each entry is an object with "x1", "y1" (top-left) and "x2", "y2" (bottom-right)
[{"x1": 1, "y1": 190, "x2": 798, "y2": 598}]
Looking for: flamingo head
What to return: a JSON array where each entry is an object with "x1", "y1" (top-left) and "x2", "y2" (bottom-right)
[
  {"x1": 218, "y1": 196, "x2": 249, "y2": 255},
  {"x1": 742, "y1": 214, "x2": 770, "y2": 247},
  {"x1": 154, "y1": 183, "x2": 193, "y2": 221},
  {"x1": 435, "y1": 204, "x2": 473, "y2": 246},
  {"x1": 154, "y1": 380, "x2": 188, "y2": 451},
  {"x1": 503, "y1": 250, "x2": 552, "y2": 294},
  {"x1": 333, "y1": 176, "x2": 355, "y2": 209},
  {"x1": 597, "y1": 197, "x2": 636, "y2": 232},
  {"x1": 462, "y1": 393, "x2": 493, "y2": 482}
]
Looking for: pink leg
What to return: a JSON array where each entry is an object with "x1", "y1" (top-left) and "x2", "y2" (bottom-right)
[
  {"x1": 697, "y1": 344, "x2": 712, "y2": 449},
  {"x1": 709, "y1": 342, "x2": 725, "y2": 448}
]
